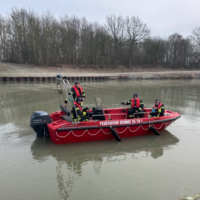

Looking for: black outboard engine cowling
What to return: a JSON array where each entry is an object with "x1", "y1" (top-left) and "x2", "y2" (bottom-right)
[{"x1": 30, "y1": 111, "x2": 52, "y2": 137}]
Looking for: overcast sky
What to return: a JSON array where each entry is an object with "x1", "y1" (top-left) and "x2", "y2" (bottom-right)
[{"x1": 1, "y1": 0, "x2": 200, "y2": 37}]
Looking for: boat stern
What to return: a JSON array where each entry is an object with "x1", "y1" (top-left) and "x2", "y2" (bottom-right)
[{"x1": 30, "y1": 111, "x2": 52, "y2": 137}]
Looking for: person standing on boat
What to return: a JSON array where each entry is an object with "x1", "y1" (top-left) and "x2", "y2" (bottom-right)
[
  {"x1": 149, "y1": 99, "x2": 165, "y2": 117},
  {"x1": 71, "y1": 97, "x2": 90, "y2": 122},
  {"x1": 71, "y1": 81, "x2": 85, "y2": 103},
  {"x1": 121, "y1": 93, "x2": 144, "y2": 118}
]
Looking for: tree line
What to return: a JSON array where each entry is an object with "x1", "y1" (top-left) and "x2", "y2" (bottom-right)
[{"x1": 0, "y1": 8, "x2": 200, "y2": 69}]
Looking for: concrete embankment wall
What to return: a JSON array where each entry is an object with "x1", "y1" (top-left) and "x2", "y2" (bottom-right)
[
  {"x1": 0, "y1": 74, "x2": 109, "y2": 81},
  {"x1": 0, "y1": 71, "x2": 200, "y2": 81}
]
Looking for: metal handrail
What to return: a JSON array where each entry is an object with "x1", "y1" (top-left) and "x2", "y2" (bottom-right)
[
  {"x1": 92, "y1": 113, "x2": 127, "y2": 120},
  {"x1": 63, "y1": 78, "x2": 79, "y2": 123},
  {"x1": 133, "y1": 111, "x2": 155, "y2": 127},
  {"x1": 82, "y1": 104, "x2": 109, "y2": 109},
  {"x1": 111, "y1": 104, "x2": 127, "y2": 108},
  {"x1": 55, "y1": 70, "x2": 79, "y2": 123}
]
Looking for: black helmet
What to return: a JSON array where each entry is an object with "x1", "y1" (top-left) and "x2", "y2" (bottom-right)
[
  {"x1": 133, "y1": 93, "x2": 138, "y2": 97},
  {"x1": 75, "y1": 81, "x2": 80, "y2": 85},
  {"x1": 64, "y1": 98, "x2": 68, "y2": 104},
  {"x1": 76, "y1": 97, "x2": 83, "y2": 102}
]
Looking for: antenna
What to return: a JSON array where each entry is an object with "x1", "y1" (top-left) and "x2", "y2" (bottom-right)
[{"x1": 57, "y1": 68, "x2": 62, "y2": 78}]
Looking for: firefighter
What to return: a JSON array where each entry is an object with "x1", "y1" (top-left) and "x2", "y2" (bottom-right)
[
  {"x1": 121, "y1": 93, "x2": 144, "y2": 118},
  {"x1": 71, "y1": 81, "x2": 85, "y2": 102},
  {"x1": 149, "y1": 99, "x2": 165, "y2": 117},
  {"x1": 71, "y1": 97, "x2": 90, "y2": 122}
]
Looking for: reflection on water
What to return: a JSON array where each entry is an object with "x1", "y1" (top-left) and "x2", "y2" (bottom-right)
[
  {"x1": 31, "y1": 131, "x2": 179, "y2": 161},
  {"x1": 31, "y1": 131, "x2": 179, "y2": 200},
  {"x1": 1, "y1": 79, "x2": 200, "y2": 200}
]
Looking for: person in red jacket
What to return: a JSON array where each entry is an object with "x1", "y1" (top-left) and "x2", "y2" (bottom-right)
[
  {"x1": 71, "y1": 97, "x2": 90, "y2": 122},
  {"x1": 150, "y1": 99, "x2": 165, "y2": 117},
  {"x1": 71, "y1": 81, "x2": 85, "y2": 102},
  {"x1": 121, "y1": 94, "x2": 144, "y2": 118}
]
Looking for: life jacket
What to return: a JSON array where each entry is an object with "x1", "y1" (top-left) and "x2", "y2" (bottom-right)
[
  {"x1": 72, "y1": 86, "x2": 83, "y2": 97},
  {"x1": 153, "y1": 103, "x2": 163, "y2": 110},
  {"x1": 74, "y1": 102, "x2": 82, "y2": 111},
  {"x1": 131, "y1": 98, "x2": 140, "y2": 108}
]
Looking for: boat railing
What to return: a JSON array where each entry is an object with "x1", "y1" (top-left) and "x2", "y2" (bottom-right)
[
  {"x1": 92, "y1": 113, "x2": 127, "y2": 120},
  {"x1": 111, "y1": 104, "x2": 128, "y2": 108},
  {"x1": 83, "y1": 104, "x2": 109, "y2": 109},
  {"x1": 133, "y1": 111, "x2": 153, "y2": 127},
  {"x1": 55, "y1": 70, "x2": 79, "y2": 122}
]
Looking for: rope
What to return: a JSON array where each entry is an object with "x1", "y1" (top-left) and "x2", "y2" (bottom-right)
[
  {"x1": 101, "y1": 128, "x2": 111, "y2": 135},
  {"x1": 56, "y1": 130, "x2": 73, "y2": 138},
  {"x1": 55, "y1": 120, "x2": 175, "y2": 139},
  {"x1": 87, "y1": 128, "x2": 102, "y2": 136},
  {"x1": 129, "y1": 126, "x2": 141, "y2": 133},
  {"x1": 114, "y1": 124, "x2": 148, "y2": 134},
  {"x1": 164, "y1": 121, "x2": 172, "y2": 126},
  {"x1": 152, "y1": 123, "x2": 164, "y2": 130},
  {"x1": 114, "y1": 126, "x2": 129, "y2": 134},
  {"x1": 71, "y1": 129, "x2": 87, "y2": 137},
  {"x1": 140, "y1": 125, "x2": 150, "y2": 130}
]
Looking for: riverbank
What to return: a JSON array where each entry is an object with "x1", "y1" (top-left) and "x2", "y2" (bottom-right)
[{"x1": 0, "y1": 62, "x2": 200, "y2": 81}]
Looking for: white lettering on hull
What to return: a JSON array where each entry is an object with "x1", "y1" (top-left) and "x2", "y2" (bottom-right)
[{"x1": 100, "y1": 119, "x2": 143, "y2": 126}]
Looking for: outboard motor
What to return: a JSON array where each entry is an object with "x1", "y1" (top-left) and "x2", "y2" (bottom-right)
[{"x1": 30, "y1": 111, "x2": 52, "y2": 137}]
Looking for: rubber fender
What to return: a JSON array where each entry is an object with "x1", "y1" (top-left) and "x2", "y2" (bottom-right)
[
  {"x1": 110, "y1": 126, "x2": 121, "y2": 141},
  {"x1": 60, "y1": 105, "x2": 70, "y2": 116},
  {"x1": 149, "y1": 126, "x2": 160, "y2": 135}
]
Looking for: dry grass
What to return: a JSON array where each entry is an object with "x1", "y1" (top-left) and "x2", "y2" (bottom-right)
[{"x1": 1, "y1": 62, "x2": 200, "y2": 79}]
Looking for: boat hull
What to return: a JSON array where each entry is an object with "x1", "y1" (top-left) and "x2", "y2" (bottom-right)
[{"x1": 47, "y1": 108, "x2": 181, "y2": 144}]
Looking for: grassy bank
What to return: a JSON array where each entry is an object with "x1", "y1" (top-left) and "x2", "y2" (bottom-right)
[{"x1": 0, "y1": 62, "x2": 200, "y2": 80}]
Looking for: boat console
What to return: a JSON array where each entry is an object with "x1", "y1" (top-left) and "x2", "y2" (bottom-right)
[{"x1": 92, "y1": 107, "x2": 105, "y2": 120}]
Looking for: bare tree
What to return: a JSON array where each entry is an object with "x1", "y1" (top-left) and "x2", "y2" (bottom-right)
[
  {"x1": 9, "y1": 8, "x2": 29, "y2": 63},
  {"x1": 40, "y1": 11, "x2": 55, "y2": 66},
  {"x1": 0, "y1": 7, "x2": 199, "y2": 70},
  {"x1": 191, "y1": 27, "x2": 200, "y2": 69},
  {"x1": 0, "y1": 14, "x2": 6, "y2": 61},
  {"x1": 142, "y1": 37, "x2": 166, "y2": 66},
  {"x1": 125, "y1": 16, "x2": 150, "y2": 68},
  {"x1": 167, "y1": 33, "x2": 190, "y2": 68},
  {"x1": 105, "y1": 15, "x2": 125, "y2": 68}
]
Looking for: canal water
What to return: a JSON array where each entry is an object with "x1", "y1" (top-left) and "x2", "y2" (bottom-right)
[{"x1": 0, "y1": 79, "x2": 200, "y2": 200}]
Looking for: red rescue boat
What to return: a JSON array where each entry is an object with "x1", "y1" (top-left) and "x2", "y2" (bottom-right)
[
  {"x1": 47, "y1": 107, "x2": 180, "y2": 144},
  {"x1": 30, "y1": 71, "x2": 181, "y2": 144}
]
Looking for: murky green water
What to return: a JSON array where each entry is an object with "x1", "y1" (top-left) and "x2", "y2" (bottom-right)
[{"x1": 0, "y1": 79, "x2": 200, "y2": 200}]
